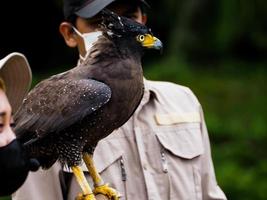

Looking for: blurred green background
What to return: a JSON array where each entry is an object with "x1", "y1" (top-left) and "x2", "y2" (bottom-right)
[{"x1": 1, "y1": 0, "x2": 267, "y2": 199}]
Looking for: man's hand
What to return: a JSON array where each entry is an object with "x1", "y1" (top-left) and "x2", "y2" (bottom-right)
[{"x1": 95, "y1": 194, "x2": 111, "y2": 200}]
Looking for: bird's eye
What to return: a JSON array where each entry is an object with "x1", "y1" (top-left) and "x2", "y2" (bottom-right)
[{"x1": 137, "y1": 35, "x2": 145, "y2": 42}]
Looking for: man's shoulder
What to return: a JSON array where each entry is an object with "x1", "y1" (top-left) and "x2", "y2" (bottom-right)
[
  {"x1": 147, "y1": 80, "x2": 192, "y2": 94},
  {"x1": 146, "y1": 80, "x2": 199, "y2": 105}
]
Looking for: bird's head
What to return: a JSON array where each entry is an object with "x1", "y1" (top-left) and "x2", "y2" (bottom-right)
[{"x1": 99, "y1": 9, "x2": 163, "y2": 51}]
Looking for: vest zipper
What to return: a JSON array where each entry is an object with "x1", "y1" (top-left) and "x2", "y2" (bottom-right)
[
  {"x1": 120, "y1": 157, "x2": 127, "y2": 181},
  {"x1": 161, "y1": 150, "x2": 168, "y2": 173}
]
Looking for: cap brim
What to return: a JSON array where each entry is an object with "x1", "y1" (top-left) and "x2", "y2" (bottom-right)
[
  {"x1": 75, "y1": 0, "x2": 150, "y2": 19},
  {"x1": 0, "y1": 53, "x2": 32, "y2": 113},
  {"x1": 75, "y1": 0, "x2": 115, "y2": 18}
]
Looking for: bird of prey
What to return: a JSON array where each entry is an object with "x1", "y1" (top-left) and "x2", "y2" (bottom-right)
[{"x1": 14, "y1": 9, "x2": 162, "y2": 200}]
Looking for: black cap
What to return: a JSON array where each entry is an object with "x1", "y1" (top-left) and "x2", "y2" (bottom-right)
[{"x1": 63, "y1": 0, "x2": 149, "y2": 20}]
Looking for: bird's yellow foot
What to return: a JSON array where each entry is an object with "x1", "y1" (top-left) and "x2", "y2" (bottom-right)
[
  {"x1": 75, "y1": 193, "x2": 96, "y2": 200},
  {"x1": 93, "y1": 184, "x2": 121, "y2": 200}
]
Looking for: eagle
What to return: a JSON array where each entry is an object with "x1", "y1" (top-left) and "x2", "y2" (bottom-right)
[{"x1": 14, "y1": 10, "x2": 162, "y2": 200}]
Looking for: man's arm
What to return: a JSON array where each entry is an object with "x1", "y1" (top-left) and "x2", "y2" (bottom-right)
[{"x1": 199, "y1": 106, "x2": 227, "y2": 200}]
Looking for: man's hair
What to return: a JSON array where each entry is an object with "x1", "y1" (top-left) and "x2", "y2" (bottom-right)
[
  {"x1": 66, "y1": 14, "x2": 78, "y2": 26},
  {"x1": 0, "y1": 78, "x2": 6, "y2": 92}
]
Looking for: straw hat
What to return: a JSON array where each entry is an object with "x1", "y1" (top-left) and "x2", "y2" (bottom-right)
[{"x1": 0, "y1": 52, "x2": 32, "y2": 113}]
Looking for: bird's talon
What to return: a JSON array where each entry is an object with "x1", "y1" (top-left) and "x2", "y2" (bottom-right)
[
  {"x1": 75, "y1": 193, "x2": 96, "y2": 200},
  {"x1": 93, "y1": 184, "x2": 121, "y2": 200}
]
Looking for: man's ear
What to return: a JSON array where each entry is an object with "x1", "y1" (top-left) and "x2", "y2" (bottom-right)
[
  {"x1": 59, "y1": 22, "x2": 78, "y2": 48},
  {"x1": 141, "y1": 15, "x2": 147, "y2": 25}
]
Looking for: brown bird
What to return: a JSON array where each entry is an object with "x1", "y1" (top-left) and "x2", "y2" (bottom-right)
[{"x1": 14, "y1": 10, "x2": 162, "y2": 200}]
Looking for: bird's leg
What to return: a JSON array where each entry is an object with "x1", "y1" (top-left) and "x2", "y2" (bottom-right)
[
  {"x1": 83, "y1": 153, "x2": 120, "y2": 200},
  {"x1": 71, "y1": 166, "x2": 96, "y2": 200},
  {"x1": 82, "y1": 153, "x2": 104, "y2": 186}
]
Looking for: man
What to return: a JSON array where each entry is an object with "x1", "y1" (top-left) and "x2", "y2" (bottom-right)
[
  {"x1": 0, "y1": 53, "x2": 39, "y2": 196},
  {"x1": 13, "y1": 0, "x2": 227, "y2": 199}
]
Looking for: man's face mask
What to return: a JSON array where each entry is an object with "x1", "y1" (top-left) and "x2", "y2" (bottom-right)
[{"x1": 72, "y1": 27, "x2": 102, "y2": 60}]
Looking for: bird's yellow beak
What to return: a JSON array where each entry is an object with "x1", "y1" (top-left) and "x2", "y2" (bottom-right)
[{"x1": 137, "y1": 34, "x2": 163, "y2": 50}]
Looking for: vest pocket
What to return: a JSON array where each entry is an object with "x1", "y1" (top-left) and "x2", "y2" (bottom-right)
[
  {"x1": 154, "y1": 123, "x2": 203, "y2": 200},
  {"x1": 155, "y1": 123, "x2": 203, "y2": 159}
]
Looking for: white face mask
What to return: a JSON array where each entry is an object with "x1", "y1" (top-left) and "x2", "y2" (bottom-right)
[{"x1": 72, "y1": 27, "x2": 102, "y2": 60}]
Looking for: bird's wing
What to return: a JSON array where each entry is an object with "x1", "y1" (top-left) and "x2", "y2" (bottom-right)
[{"x1": 14, "y1": 77, "x2": 111, "y2": 139}]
